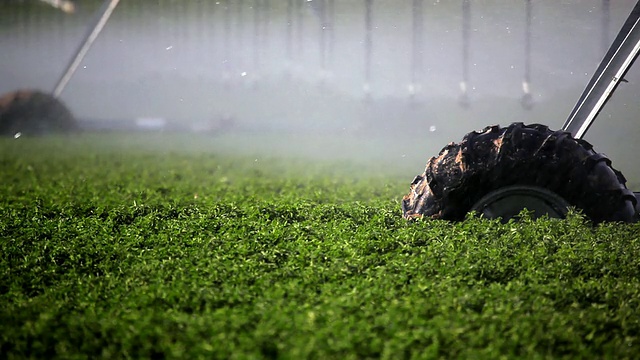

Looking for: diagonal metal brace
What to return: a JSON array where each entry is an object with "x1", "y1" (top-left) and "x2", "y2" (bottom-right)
[
  {"x1": 563, "y1": 1, "x2": 640, "y2": 139},
  {"x1": 52, "y1": 0, "x2": 121, "y2": 98}
]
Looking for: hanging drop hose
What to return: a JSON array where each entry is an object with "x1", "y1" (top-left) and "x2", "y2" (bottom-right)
[
  {"x1": 320, "y1": 0, "x2": 335, "y2": 86},
  {"x1": 253, "y1": 0, "x2": 261, "y2": 72},
  {"x1": 223, "y1": 0, "x2": 232, "y2": 86},
  {"x1": 363, "y1": 0, "x2": 373, "y2": 100},
  {"x1": 237, "y1": 0, "x2": 244, "y2": 69},
  {"x1": 521, "y1": 0, "x2": 534, "y2": 110},
  {"x1": 327, "y1": 0, "x2": 335, "y2": 76},
  {"x1": 263, "y1": 0, "x2": 270, "y2": 61},
  {"x1": 458, "y1": 0, "x2": 470, "y2": 108},
  {"x1": 318, "y1": 0, "x2": 327, "y2": 85},
  {"x1": 52, "y1": 0, "x2": 120, "y2": 98},
  {"x1": 295, "y1": 0, "x2": 304, "y2": 62},
  {"x1": 314, "y1": 0, "x2": 334, "y2": 88},
  {"x1": 520, "y1": 0, "x2": 533, "y2": 110},
  {"x1": 409, "y1": 0, "x2": 424, "y2": 102},
  {"x1": 285, "y1": 0, "x2": 293, "y2": 75}
]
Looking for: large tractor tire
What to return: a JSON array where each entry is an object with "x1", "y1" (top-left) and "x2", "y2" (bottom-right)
[
  {"x1": 0, "y1": 90, "x2": 77, "y2": 136},
  {"x1": 402, "y1": 123, "x2": 638, "y2": 224}
]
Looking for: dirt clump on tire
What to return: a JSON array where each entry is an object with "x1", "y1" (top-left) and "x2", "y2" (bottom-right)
[
  {"x1": 402, "y1": 123, "x2": 638, "y2": 223},
  {"x1": 0, "y1": 90, "x2": 77, "y2": 136}
]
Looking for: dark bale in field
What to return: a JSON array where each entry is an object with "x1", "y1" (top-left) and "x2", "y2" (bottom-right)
[{"x1": 0, "y1": 90, "x2": 77, "y2": 136}]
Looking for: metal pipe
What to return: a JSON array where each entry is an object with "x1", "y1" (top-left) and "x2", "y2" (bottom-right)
[
  {"x1": 52, "y1": 0, "x2": 120, "y2": 98},
  {"x1": 562, "y1": 1, "x2": 640, "y2": 139}
]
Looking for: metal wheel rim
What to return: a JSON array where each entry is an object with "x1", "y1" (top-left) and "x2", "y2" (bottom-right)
[{"x1": 470, "y1": 185, "x2": 571, "y2": 222}]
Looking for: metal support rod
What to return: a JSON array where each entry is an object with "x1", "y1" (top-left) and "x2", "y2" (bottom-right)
[
  {"x1": 562, "y1": 1, "x2": 640, "y2": 139},
  {"x1": 52, "y1": 0, "x2": 120, "y2": 98}
]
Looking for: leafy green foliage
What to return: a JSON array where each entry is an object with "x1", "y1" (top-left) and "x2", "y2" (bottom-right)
[{"x1": 1, "y1": 134, "x2": 639, "y2": 359}]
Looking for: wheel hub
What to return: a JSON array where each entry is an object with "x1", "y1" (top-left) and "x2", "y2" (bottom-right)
[{"x1": 470, "y1": 185, "x2": 571, "y2": 222}]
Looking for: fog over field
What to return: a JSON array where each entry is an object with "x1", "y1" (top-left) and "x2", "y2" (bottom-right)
[{"x1": 1, "y1": 0, "x2": 640, "y2": 183}]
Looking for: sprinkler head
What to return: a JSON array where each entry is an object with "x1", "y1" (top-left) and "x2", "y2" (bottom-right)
[
  {"x1": 521, "y1": 81, "x2": 534, "y2": 110},
  {"x1": 521, "y1": 93, "x2": 534, "y2": 110},
  {"x1": 458, "y1": 81, "x2": 471, "y2": 109}
]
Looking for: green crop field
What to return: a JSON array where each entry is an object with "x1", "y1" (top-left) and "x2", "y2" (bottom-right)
[{"x1": 1, "y1": 133, "x2": 640, "y2": 359}]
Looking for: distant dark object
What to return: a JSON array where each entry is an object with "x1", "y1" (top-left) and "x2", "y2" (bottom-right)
[
  {"x1": 402, "y1": 123, "x2": 637, "y2": 224},
  {"x1": 0, "y1": 90, "x2": 77, "y2": 137}
]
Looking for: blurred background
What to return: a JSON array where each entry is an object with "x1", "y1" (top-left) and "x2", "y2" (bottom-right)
[{"x1": 1, "y1": 0, "x2": 640, "y2": 182}]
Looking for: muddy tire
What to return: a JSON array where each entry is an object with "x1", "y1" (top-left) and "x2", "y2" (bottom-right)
[
  {"x1": 0, "y1": 90, "x2": 77, "y2": 136},
  {"x1": 402, "y1": 123, "x2": 638, "y2": 223}
]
